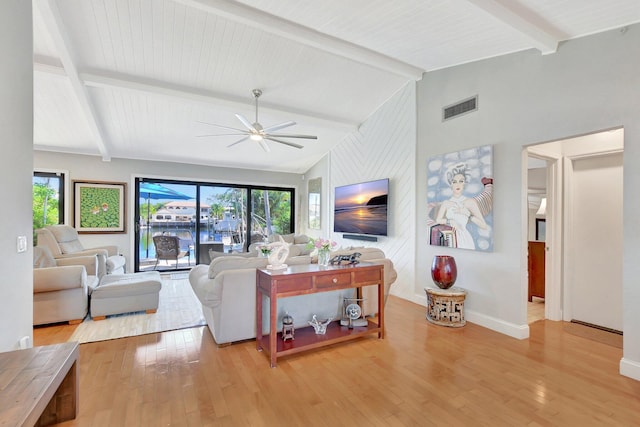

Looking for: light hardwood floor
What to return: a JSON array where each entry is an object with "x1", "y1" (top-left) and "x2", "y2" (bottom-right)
[
  {"x1": 35, "y1": 296, "x2": 640, "y2": 426},
  {"x1": 527, "y1": 297, "x2": 545, "y2": 324}
]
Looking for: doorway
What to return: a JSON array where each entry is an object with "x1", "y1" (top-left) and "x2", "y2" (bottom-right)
[
  {"x1": 525, "y1": 128, "x2": 624, "y2": 326},
  {"x1": 526, "y1": 156, "x2": 548, "y2": 323}
]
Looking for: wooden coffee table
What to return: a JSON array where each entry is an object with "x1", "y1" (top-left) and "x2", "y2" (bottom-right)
[{"x1": 0, "y1": 341, "x2": 79, "y2": 426}]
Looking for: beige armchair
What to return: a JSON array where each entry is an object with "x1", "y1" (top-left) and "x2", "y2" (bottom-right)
[
  {"x1": 33, "y1": 246, "x2": 99, "y2": 325},
  {"x1": 36, "y1": 225, "x2": 126, "y2": 278}
]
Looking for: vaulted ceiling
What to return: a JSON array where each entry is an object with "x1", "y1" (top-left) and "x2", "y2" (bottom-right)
[{"x1": 33, "y1": 0, "x2": 640, "y2": 173}]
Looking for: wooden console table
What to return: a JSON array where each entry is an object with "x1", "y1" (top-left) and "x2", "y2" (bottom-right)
[
  {"x1": 0, "y1": 341, "x2": 79, "y2": 426},
  {"x1": 256, "y1": 262, "x2": 384, "y2": 367}
]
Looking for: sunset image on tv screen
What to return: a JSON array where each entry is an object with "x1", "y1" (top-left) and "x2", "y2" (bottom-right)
[{"x1": 334, "y1": 178, "x2": 388, "y2": 236}]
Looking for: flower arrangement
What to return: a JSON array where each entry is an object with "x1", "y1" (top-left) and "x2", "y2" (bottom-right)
[
  {"x1": 258, "y1": 244, "x2": 271, "y2": 256},
  {"x1": 308, "y1": 237, "x2": 337, "y2": 252}
]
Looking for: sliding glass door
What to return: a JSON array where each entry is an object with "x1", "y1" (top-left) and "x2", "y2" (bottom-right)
[
  {"x1": 197, "y1": 185, "x2": 247, "y2": 264},
  {"x1": 136, "y1": 181, "x2": 197, "y2": 272},
  {"x1": 134, "y1": 178, "x2": 294, "y2": 272}
]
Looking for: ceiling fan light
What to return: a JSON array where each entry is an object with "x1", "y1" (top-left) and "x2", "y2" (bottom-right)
[{"x1": 250, "y1": 133, "x2": 263, "y2": 141}]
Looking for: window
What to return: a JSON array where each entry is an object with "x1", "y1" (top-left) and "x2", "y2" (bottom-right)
[{"x1": 33, "y1": 172, "x2": 65, "y2": 239}]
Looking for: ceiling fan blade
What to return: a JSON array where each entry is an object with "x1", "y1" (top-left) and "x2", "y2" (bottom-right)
[
  {"x1": 258, "y1": 139, "x2": 271, "y2": 152},
  {"x1": 197, "y1": 120, "x2": 248, "y2": 133},
  {"x1": 196, "y1": 132, "x2": 248, "y2": 138},
  {"x1": 265, "y1": 137, "x2": 303, "y2": 149},
  {"x1": 235, "y1": 114, "x2": 256, "y2": 131},
  {"x1": 227, "y1": 136, "x2": 250, "y2": 148},
  {"x1": 263, "y1": 121, "x2": 296, "y2": 133},
  {"x1": 267, "y1": 133, "x2": 318, "y2": 140}
]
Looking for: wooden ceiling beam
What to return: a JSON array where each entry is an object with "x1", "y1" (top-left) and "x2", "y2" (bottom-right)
[
  {"x1": 466, "y1": 0, "x2": 561, "y2": 54},
  {"x1": 35, "y1": 0, "x2": 112, "y2": 161},
  {"x1": 172, "y1": 0, "x2": 424, "y2": 80}
]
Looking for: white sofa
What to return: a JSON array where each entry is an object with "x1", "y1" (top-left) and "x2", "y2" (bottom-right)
[{"x1": 188, "y1": 247, "x2": 397, "y2": 345}]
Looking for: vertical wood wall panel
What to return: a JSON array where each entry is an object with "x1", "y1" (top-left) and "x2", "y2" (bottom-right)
[{"x1": 329, "y1": 83, "x2": 417, "y2": 300}]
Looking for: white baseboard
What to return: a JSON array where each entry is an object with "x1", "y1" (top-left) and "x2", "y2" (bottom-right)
[
  {"x1": 407, "y1": 293, "x2": 529, "y2": 339},
  {"x1": 620, "y1": 358, "x2": 640, "y2": 381},
  {"x1": 465, "y1": 309, "x2": 529, "y2": 339}
]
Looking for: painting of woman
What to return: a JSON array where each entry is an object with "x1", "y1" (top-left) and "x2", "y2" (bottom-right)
[{"x1": 427, "y1": 145, "x2": 493, "y2": 251}]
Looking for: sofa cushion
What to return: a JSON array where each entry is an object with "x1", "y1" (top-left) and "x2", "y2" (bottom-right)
[
  {"x1": 208, "y1": 256, "x2": 269, "y2": 279},
  {"x1": 293, "y1": 234, "x2": 310, "y2": 244},
  {"x1": 33, "y1": 246, "x2": 57, "y2": 268},
  {"x1": 287, "y1": 245, "x2": 302, "y2": 258},
  {"x1": 269, "y1": 233, "x2": 295, "y2": 244}
]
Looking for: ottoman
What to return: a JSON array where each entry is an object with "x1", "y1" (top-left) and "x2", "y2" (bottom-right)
[{"x1": 90, "y1": 271, "x2": 162, "y2": 320}]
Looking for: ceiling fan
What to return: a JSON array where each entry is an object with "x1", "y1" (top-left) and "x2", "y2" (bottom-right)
[{"x1": 197, "y1": 89, "x2": 318, "y2": 152}]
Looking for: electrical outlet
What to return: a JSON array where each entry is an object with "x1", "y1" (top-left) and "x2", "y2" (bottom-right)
[
  {"x1": 17, "y1": 236, "x2": 27, "y2": 253},
  {"x1": 19, "y1": 336, "x2": 30, "y2": 349}
]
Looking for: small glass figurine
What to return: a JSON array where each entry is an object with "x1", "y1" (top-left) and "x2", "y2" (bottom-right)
[{"x1": 308, "y1": 315, "x2": 332, "y2": 334}]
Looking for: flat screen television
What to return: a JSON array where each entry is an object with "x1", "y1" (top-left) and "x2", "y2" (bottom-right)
[{"x1": 334, "y1": 178, "x2": 389, "y2": 236}]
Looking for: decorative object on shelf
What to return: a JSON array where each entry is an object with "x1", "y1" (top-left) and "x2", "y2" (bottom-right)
[
  {"x1": 281, "y1": 312, "x2": 295, "y2": 341},
  {"x1": 318, "y1": 248, "x2": 330, "y2": 266},
  {"x1": 431, "y1": 255, "x2": 457, "y2": 289},
  {"x1": 308, "y1": 315, "x2": 332, "y2": 334},
  {"x1": 424, "y1": 286, "x2": 467, "y2": 327},
  {"x1": 340, "y1": 298, "x2": 367, "y2": 328},
  {"x1": 267, "y1": 236, "x2": 289, "y2": 270},
  {"x1": 308, "y1": 237, "x2": 336, "y2": 266},
  {"x1": 329, "y1": 252, "x2": 361, "y2": 265}
]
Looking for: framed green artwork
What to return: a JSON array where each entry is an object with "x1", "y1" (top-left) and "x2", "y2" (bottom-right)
[{"x1": 74, "y1": 181, "x2": 126, "y2": 233}]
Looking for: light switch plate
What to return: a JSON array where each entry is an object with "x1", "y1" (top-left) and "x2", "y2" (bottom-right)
[{"x1": 17, "y1": 236, "x2": 27, "y2": 253}]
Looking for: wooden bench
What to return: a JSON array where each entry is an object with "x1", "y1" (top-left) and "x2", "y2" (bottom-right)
[{"x1": 0, "y1": 341, "x2": 79, "y2": 426}]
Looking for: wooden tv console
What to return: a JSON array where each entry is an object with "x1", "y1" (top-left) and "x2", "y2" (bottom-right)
[{"x1": 256, "y1": 262, "x2": 384, "y2": 367}]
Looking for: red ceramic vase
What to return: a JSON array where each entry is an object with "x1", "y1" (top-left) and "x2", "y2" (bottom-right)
[{"x1": 431, "y1": 255, "x2": 457, "y2": 289}]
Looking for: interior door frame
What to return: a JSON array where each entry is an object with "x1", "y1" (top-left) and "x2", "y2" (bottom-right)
[
  {"x1": 526, "y1": 128, "x2": 625, "y2": 324},
  {"x1": 525, "y1": 147, "x2": 562, "y2": 322}
]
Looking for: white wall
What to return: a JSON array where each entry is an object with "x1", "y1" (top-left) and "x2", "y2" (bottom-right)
[
  {"x1": 34, "y1": 151, "x2": 303, "y2": 266},
  {"x1": 415, "y1": 25, "x2": 640, "y2": 379},
  {"x1": 327, "y1": 83, "x2": 417, "y2": 301},
  {"x1": 0, "y1": 0, "x2": 33, "y2": 351}
]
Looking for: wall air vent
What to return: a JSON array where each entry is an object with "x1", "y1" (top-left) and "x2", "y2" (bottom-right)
[{"x1": 443, "y1": 95, "x2": 478, "y2": 121}]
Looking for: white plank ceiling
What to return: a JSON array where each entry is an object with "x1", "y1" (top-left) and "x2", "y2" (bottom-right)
[{"x1": 33, "y1": 0, "x2": 640, "y2": 173}]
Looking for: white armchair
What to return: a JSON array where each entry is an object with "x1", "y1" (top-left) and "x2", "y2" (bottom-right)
[
  {"x1": 33, "y1": 246, "x2": 99, "y2": 325},
  {"x1": 36, "y1": 225, "x2": 126, "y2": 278}
]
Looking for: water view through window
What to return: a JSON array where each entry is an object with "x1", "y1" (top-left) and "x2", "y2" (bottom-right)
[{"x1": 135, "y1": 179, "x2": 293, "y2": 272}]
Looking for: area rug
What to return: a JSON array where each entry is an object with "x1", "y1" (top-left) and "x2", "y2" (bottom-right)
[{"x1": 68, "y1": 274, "x2": 206, "y2": 344}]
